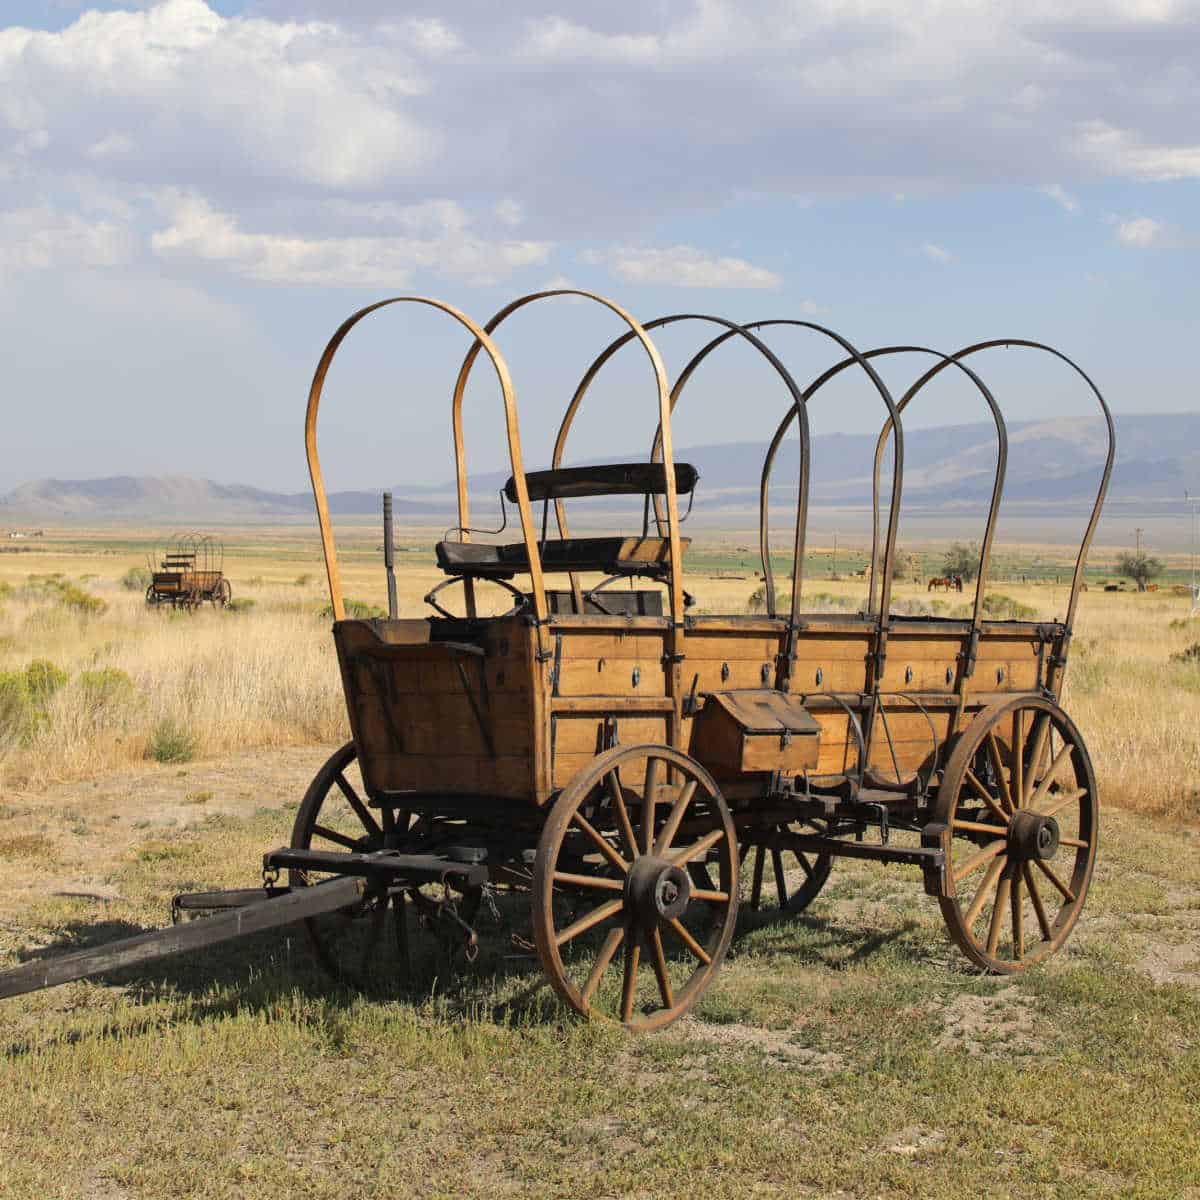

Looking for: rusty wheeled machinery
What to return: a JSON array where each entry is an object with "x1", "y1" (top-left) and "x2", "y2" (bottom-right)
[
  {"x1": 0, "y1": 291, "x2": 1113, "y2": 1030},
  {"x1": 145, "y1": 532, "x2": 232, "y2": 610}
]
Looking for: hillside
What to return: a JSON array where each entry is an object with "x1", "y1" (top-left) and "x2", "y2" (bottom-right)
[{"x1": 2, "y1": 411, "x2": 1195, "y2": 521}]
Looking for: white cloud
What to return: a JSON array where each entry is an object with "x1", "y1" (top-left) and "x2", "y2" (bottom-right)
[
  {"x1": 921, "y1": 242, "x2": 953, "y2": 264},
  {"x1": 149, "y1": 191, "x2": 551, "y2": 286},
  {"x1": 1040, "y1": 183, "x2": 1079, "y2": 213},
  {"x1": 603, "y1": 244, "x2": 782, "y2": 289},
  {"x1": 494, "y1": 198, "x2": 524, "y2": 228},
  {"x1": 520, "y1": 16, "x2": 661, "y2": 65},
  {"x1": 0, "y1": 204, "x2": 135, "y2": 272},
  {"x1": 1114, "y1": 215, "x2": 1165, "y2": 246},
  {"x1": 0, "y1": 0, "x2": 435, "y2": 190},
  {"x1": 1074, "y1": 121, "x2": 1200, "y2": 182}
]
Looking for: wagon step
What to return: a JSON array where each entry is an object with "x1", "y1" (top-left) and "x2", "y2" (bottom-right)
[
  {"x1": 0, "y1": 876, "x2": 365, "y2": 1002},
  {"x1": 262, "y1": 847, "x2": 488, "y2": 889}
]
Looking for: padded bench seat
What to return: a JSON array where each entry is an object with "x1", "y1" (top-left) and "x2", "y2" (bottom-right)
[{"x1": 436, "y1": 535, "x2": 689, "y2": 579}]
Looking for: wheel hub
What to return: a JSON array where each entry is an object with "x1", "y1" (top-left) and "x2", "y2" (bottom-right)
[
  {"x1": 625, "y1": 856, "x2": 692, "y2": 926},
  {"x1": 1008, "y1": 810, "x2": 1060, "y2": 861}
]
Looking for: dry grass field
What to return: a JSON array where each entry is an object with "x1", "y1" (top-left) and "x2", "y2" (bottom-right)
[{"x1": 1, "y1": 525, "x2": 1198, "y2": 1198}]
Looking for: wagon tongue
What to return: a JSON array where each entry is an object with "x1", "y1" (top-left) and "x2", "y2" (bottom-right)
[
  {"x1": 0, "y1": 850, "x2": 489, "y2": 1002},
  {"x1": 0, "y1": 876, "x2": 363, "y2": 1002}
]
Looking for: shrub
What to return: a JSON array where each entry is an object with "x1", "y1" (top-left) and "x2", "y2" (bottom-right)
[
  {"x1": 56, "y1": 582, "x2": 107, "y2": 616},
  {"x1": 0, "y1": 580, "x2": 11, "y2": 601},
  {"x1": 146, "y1": 718, "x2": 199, "y2": 764},
  {"x1": 121, "y1": 566, "x2": 152, "y2": 591},
  {"x1": 942, "y1": 541, "x2": 981, "y2": 582},
  {"x1": 319, "y1": 598, "x2": 385, "y2": 620},
  {"x1": 746, "y1": 584, "x2": 785, "y2": 613},
  {"x1": 25, "y1": 659, "x2": 68, "y2": 703},
  {"x1": 981, "y1": 593, "x2": 1037, "y2": 620},
  {"x1": 1170, "y1": 642, "x2": 1200, "y2": 666},
  {"x1": 295, "y1": 573, "x2": 313, "y2": 587},
  {"x1": 77, "y1": 667, "x2": 136, "y2": 710},
  {"x1": 225, "y1": 597, "x2": 257, "y2": 615},
  {"x1": 0, "y1": 672, "x2": 37, "y2": 743},
  {"x1": 1116, "y1": 551, "x2": 1164, "y2": 593}
]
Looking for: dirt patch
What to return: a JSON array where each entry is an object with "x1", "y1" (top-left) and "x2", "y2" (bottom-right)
[
  {"x1": 1138, "y1": 939, "x2": 1200, "y2": 987},
  {"x1": 935, "y1": 986, "x2": 1045, "y2": 1058},
  {"x1": 673, "y1": 1018, "x2": 844, "y2": 1070},
  {"x1": 0, "y1": 744, "x2": 338, "y2": 918},
  {"x1": 879, "y1": 1124, "x2": 947, "y2": 1158}
]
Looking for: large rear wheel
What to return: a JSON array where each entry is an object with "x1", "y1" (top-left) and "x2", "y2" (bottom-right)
[{"x1": 935, "y1": 697, "x2": 1098, "y2": 973}]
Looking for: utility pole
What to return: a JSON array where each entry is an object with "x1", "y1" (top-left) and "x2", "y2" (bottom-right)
[
  {"x1": 1135, "y1": 527, "x2": 1145, "y2": 556},
  {"x1": 832, "y1": 530, "x2": 838, "y2": 579}
]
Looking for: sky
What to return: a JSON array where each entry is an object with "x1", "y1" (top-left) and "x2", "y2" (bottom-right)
[{"x1": 0, "y1": 0, "x2": 1197, "y2": 496}]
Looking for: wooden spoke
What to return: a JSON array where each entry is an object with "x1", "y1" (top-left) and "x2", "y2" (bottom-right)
[
  {"x1": 1028, "y1": 745, "x2": 1075, "y2": 810},
  {"x1": 1058, "y1": 836, "x2": 1090, "y2": 850},
  {"x1": 986, "y1": 869, "x2": 1013, "y2": 957},
  {"x1": 620, "y1": 941, "x2": 641, "y2": 1023},
  {"x1": 1039, "y1": 787, "x2": 1087, "y2": 819},
  {"x1": 581, "y1": 926, "x2": 625, "y2": 1004},
  {"x1": 555, "y1": 898, "x2": 624, "y2": 947},
  {"x1": 570, "y1": 810, "x2": 629, "y2": 875},
  {"x1": 1033, "y1": 858, "x2": 1076, "y2": 903},
  {"x1": 553, "y1": 871, "x2": 624, "y2": 893},
  {"x1": 667, "y1": 917, "x2": 712, "y2": 965},
  {"x1": 649, "y1": 928, "x2": 674, "y2": 1010},
  {"x1": 1023, "y1": 713, "x2": 1052, "y2": 806},
  {"x1": 986, "y1": 732, "x2": 1014, "y2": 813},
  {"x1": 750, "y1": 845, "x2": 765, "y2": 909},
  {"x1": 642, "y1": 756, "x2": 661, "y2": 856},
  {"x1": 963, "y1": 855, "x2": 1006, "y2": 928},
  {"x1": 690, "y1": 888, "x2": 731, "y2": 904},
  {"x1": 952, "y1": 838, "x2": 1006, "y2": 885},
  {"x1": 312, "y1": 823, "x2": 361, "y2": 851},
  {"x1": 1023, "y1": 863, "x2": 1052, "y2": 941},
  {"x1": 669, "y1": 828, "x2": 725, "y2": 867},
  {"x1": 796, "y1": 852, "x2": 814, "y2": 881},
  {"x1": 1011, "y1": 869, "x2": 1024, "y2": 961},
  {"x1": 771, "y1": 848, "x2": 788, "y2": 909},
  {"x1": 1011, "y1": 711, "x2": 1025, "y2": 809},
  {"x1": 653, "y1": 779, "x2": 698, "y2": 856},
  {"x1": 607, "y1": 771, "x2": 638, "y2": 860},
  {"x1": 963, "y1": 769, "x2": 1011, "y2": 825},
  {"x1": 335, "y1": 773, "x2": 382, "y2": 840},
  {"x1": 954, "y1": 817, "x2": 1011, "y2": 837}
]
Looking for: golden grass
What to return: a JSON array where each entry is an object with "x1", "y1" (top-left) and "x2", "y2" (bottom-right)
[{"x1": 2, "y1": 530, "x2": 1198, "y2": 820}]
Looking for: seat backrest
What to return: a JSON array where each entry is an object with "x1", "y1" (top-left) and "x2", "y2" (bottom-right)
[{"x1": 503, "y1": 461, "x2": 698, "y2": 504}]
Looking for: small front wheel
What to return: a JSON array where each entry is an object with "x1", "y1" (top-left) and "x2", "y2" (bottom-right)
[{"x1": 532, "y1": 744, "x2": 739, "y2": 1031}]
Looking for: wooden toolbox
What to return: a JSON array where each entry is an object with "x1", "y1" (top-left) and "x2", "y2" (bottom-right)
[{"x1": 690, "y1": 689, "x2": 821, "y2": 775}]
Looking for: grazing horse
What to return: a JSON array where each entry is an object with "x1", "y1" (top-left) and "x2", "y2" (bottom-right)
[{"x1": 928, "y1": 575, "x2": 965, "y2": 593}]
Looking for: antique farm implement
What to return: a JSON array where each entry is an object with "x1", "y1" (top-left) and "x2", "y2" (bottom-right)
[
  {"x1": 0, "y1": 291, "x2": 1113, "y2": 1030},
  {"x1": 145, "y1": 532, "x2": 231, "y2": 610}
]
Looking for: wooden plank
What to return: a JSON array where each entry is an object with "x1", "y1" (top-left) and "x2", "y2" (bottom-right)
[{"x1": 0, "y1": 877, "x2": 365, "y2": 1001}]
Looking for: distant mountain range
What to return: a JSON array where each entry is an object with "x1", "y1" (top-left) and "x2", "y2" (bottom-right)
[{"x1": 2, "y1": 412, "x2": 1196, "y2": 522}]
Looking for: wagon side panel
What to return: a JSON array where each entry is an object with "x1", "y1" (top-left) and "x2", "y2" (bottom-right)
[{"x1": 335, "y1": 617, "x2": 537, "y2": 802}]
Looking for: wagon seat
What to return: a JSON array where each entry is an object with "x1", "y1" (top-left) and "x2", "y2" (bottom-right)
[{"x1": 435, "y1": 462, "x2": 697, "y2": 582}]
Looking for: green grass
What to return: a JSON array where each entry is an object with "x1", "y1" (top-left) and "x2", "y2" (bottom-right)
[{"x1": 2, "y1": 803, "x2": 1198, "y2": 1198}]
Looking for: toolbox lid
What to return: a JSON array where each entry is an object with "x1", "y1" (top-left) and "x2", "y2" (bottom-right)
[{"x1": 704, "y1": 690, "x2": 821, "y2": 736}]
